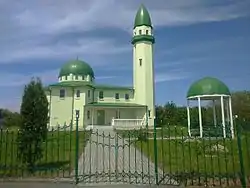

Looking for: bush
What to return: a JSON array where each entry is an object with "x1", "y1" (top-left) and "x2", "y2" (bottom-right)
[
  {"x1": 137, "y1": 131, "x2": 148, "y2": 142},
  {"x1": 17, "y1": 78, "x2": 49, "y2": 172}
]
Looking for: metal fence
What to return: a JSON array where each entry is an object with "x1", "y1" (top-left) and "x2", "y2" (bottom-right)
[{"x1": 0, "y1": 116, "x2": 249, "y2": 187}]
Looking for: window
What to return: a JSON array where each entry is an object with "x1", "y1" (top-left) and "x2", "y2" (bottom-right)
[
  {"x1": 76, "y1": 90, "x2": 80, "y2": 98},
  {"x1": 82, "y1": 76, "x2": 85, "y2": 80},
  {"x1": 139, "y1": 59, "x2": 142, "y2": 66},
  {"x1": 87, "y1": 90, "x2": 91, "y2": 98},
  {"x1": 125, "y1": 94, "x2": 129, "y2": 100},
  {"x1": 146, "y1": 30, "x2": 149, "y2": 35},
  {"x1": 59, "y1": 89, "x2": 65, "y2": 98},
  {"x1": 139, "y1": 30, "x2": 142, "y2": 35},
  {"x1": 87, "y1": 110, "x2": 90, "y2": 119},
  {"x1": 134, "y1": 31, "x2": 136, "y2": 35},
  {"x1": 75, "y1": 75, "x2": 78, "y2": 80},
  {"x1": 99, "y1": 91, "x2": 104, "y2": 99},
  {"x1": 115, "y1": 93, "x2": 119, "y2": 100},
  {"x1": 148, "y1": 110, "x2": 151, "y2": 118},
  {"x1": 65, "y1": 76, "x2": 68, "y2": 80}
]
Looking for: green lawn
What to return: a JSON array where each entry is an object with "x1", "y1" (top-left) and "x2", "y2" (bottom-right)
[
  {"x1": 136, "y1": 135, "x2": 250, "y2": 186},
  {"x1": 117, "y1": 127, "x2": 250, "y2": 186},
  {"x1": 0, "y1": 129, "x2": 90, "y2": 178},
  {"x1": 116, "y1": 126, "x2": 189, "y2": 138}
]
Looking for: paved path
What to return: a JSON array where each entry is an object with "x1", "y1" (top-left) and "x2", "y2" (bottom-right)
[{"x1": 72, "y1": 129, "x2": 177, "y2": 186}]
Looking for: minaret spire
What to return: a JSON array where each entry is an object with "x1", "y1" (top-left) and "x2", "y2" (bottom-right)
[{"x1": 134, "y1": 4, "x2": 152, "y2": 28}]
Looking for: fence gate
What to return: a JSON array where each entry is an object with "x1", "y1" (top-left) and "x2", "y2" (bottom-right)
[{"x1": 75, "y1": 128, "x2": 159, "y2": 185}]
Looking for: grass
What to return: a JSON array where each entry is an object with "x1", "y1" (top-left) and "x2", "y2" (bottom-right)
[
  {"x1": 137, "y1": 136, "x2": 250, "y2": 173},
  {"x1": 139, "y1": 138, "x2": 250, "y2": 186},
  {"x1": 117, "y1": 127, "x2": 250, "y2": 186},
  {"x1": 116, "y1": 126, "x2": 189, "y2": 138},
  {"x1": 0, "y1": 128, "x2": 90, "y2": 178}
]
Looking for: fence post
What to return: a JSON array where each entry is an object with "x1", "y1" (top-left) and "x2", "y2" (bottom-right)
[
  {"x1": 153, "y1": 116, "x2": 159, "y2": 185},
  {"x1": 235, "y1": 116, "x2": 246, "y2": 188},
  {"x1": 75, "y1": 110, "x2": 80, "y2": 184}
]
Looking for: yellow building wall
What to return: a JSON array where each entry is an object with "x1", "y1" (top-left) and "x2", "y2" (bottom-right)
[
  {"x1": 73, "y1": 86, "x2": 93, "y2": 128},
  {"x1": 84, "y1": 108, "x2": 145, "y2": 126},
  {"x1": 49, "y1": 87, "x2": 73, "y2": 127},
  {"x1": 47, "y1": 86, "x2": 143, "y2": 128},
  {"x1": 93, "y1": 89, "x2": 134, "y2": 103}
]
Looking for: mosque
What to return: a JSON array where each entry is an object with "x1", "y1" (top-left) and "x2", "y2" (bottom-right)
[{"x1": 45, "y1": 5, "x2": 155, "y2": 129}]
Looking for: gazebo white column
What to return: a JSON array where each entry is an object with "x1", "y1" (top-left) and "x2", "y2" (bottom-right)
[
  {"x1": 220, "y1": 96, "x2": 226, "y2": 138},
  {"x1": 198, "y1": 97, "x2": 203, "y2": 138},
  {"x1": 212, "y1": 99, "x2": 217, "y2": 126},
  {"x1": 228, "y1": 96, "x2": 234, "y2": 138},
  {"x1": 186, "y1": 100, "x2": 191, "y2": 137},
  {"x1": 226, "y1": 98, "x2": 230, "y2": 125}
]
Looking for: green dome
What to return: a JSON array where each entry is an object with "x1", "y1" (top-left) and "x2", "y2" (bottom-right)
[
  {"x1": 59, "y1": 60, "x2": 94, "y2": 78},
  {"x1": 187, "y1": 77, "x2": 230, "y2": 98},
  {"x1": 134, "y1": 4, "x2": 152, "y2": 28}
]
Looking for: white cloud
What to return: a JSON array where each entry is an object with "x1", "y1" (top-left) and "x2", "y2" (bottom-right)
[
  {"x1": 0, "y1": 0, "x2": 249, "y2": 64},
  {"x1": 155, "y1": 70, "x2": 190, "y2": 83},
  {"x1": 167, "y1": 36, "x2": 249, "y2": 56},
  {"x1": 0, "y1": 38, "x2": 130, "y2": 63}
]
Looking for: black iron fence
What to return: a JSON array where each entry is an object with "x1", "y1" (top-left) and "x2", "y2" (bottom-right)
[{"x1": 0, "y1": 117, "x2": 249, "y2": 187}]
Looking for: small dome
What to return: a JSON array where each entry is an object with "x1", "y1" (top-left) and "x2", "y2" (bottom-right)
[
  {"x1": 187, "y1": 77, "x2": 230, "y2": 98},
  {"x1": 59, "y1": 59, "x2": 94, "y2": 78},
  {"x1": 134, "y1": 4, "x2": 152, "y2": 28}
]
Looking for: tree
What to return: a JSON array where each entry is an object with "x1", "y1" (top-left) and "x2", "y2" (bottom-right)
[
  {"x1": 17, "y1": 78, "x2": 49, "y2": 171},
  {"x1": 156, "y1": 101, "x2": 188, "y2": 127},
  {"x1": 155, "y1": 105, "x2": 166, "y2": 126},
  {"x1": 0, "y1": 109, "x2": 21, "y2": 129},
  {"x1": 231, "y1": 91, "x2": 250, "y2": 121},
  {"x1": 164, "y1": 101, "x2": 177, "y2": 125}
]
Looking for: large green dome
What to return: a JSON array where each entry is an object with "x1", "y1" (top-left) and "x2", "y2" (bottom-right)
[
  {"x1": 59, "y1": 59, "x2": 94, "y2": 78},
  {"x1": 134, "y1": 4, "x2": 152, "y2": 28},
  {"x1": 187, "y1": 77, "x2": 230, "y2": 98}
]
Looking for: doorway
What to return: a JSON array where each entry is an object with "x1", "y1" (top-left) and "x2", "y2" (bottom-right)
[{"x1": 97, "y1": 110, "x2": 105, "y2": 125}]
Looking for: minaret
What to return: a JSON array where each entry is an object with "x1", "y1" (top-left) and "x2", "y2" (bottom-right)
[{"x1": 132, "y1": 4, "x2": 155, "y2": 126}]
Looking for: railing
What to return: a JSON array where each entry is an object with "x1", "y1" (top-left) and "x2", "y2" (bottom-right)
[
  {"x1": 115, "y1": 125, "x2": 250, "y2": 187},
  {"x1": 111, "y1": 118, "x2": 145, "y2": 130},
  {"x1": 0, "y1": 116, "x2": 249, "y2": 187},
  {"x1": 0, "y1": 125, "x2": 91, "y2": 180}
]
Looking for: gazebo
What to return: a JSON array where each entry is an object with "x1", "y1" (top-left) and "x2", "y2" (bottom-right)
[{"x1": 186, "y1": 77, "x2": 234, "y2": 138}]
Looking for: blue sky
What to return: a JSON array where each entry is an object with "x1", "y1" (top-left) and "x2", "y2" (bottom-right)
[{"x1": 0, "y1": 0, "x2": 250, "y2": 111}]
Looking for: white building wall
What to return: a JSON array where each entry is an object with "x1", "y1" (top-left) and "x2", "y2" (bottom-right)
[{"x1": 133, "y1": 25, "x2": 155, "y2": 126}]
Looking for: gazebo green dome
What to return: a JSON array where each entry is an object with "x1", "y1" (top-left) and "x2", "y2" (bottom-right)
[
  {"x1": 134, "y1": 4, "x2": 152, "y2": 28},
  {"x1": 59, "y1": 59, "x2": 94, "y2": 78},
  {"x1": 187, "y1": 77, "x2": 230, "y2": 98}
]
